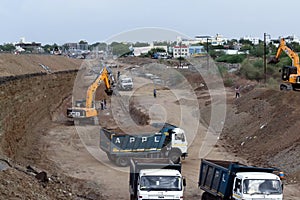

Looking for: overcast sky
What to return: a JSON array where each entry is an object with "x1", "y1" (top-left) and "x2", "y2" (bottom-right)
[{"x1": 1, "y1": 0, "x2": 299, "y2": 45}]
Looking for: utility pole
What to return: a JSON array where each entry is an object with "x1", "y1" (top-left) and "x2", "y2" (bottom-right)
[
  {"x1": 179, "y1": 42, "x2": 182, "y2": 67},
  {"x1": 264, "y1": 33, "x2": 271, "y2": 84},
  {"x1": 195, "y1": 35, "x2": 211, "y2": 70},
  {"x1": 206, "y1": 37, "x2": 209, "y2": 70}
]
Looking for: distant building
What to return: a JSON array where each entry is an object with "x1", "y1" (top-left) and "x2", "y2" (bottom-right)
[
  {"x1": 189, "y1": 46, "x2": 206, "y2": 56},
  {"x1": 211, "y1": 34, "x2": 227, "y2": 46},
  {"x1": 132, "y1": 43, "x2": 168, "y2": 56},
  {"x1": 14, "y1": 37, "x2": 42, "y2": 53},
  {"x1": 284, "y1": 35, "x2": 300, "y2": 44},
  {"x1": 64, "y1": 42, "x2": 89, "y2": 51},
  {"x1": 173, "y1": 45, "x2": 189, "y2": 58},
  {"x1": 242, "y1": 36, "x2": 260, "y2": 45},
  {"x1": 64, "y1": 42, "x2": 90, "y2": 58}
]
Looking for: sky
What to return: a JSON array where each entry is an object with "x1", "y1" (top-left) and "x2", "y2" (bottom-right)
[{"x1": 1, "y1": 0, "x2": 300, "y2": 45}]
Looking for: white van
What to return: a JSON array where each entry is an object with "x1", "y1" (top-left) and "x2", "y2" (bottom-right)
[{"x1": 118, "y1": 75, "x2": 133, "y2": 91}]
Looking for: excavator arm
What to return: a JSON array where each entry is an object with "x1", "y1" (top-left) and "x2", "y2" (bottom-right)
[
  {"x1": 269, "y1": 38, "x2": 300, "y2": 69},
  {"x1": 85, "y1": 67, "x2": 113, "y2": 108}
]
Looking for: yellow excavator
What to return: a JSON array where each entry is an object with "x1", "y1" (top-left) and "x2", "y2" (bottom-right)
[
  {"x1": 67, "y1": 67, "x2": 114, "y2": 124},
  {"x1": 269, "y1": 38, "x2": 300, "y2": 90}
]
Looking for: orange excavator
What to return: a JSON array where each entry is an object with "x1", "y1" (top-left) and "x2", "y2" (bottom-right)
[
  {"x1": 269, "y1": 38, "x2": 300, "y2": 90},
  {"x1": 67, "y1": 67, "x2": 114, "y2": 124}
]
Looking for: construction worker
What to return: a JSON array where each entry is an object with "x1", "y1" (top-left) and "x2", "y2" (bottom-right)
[
  {"x1": 235, "y1": 86, "x2": 240, "y2": 98},
  {"x1": 153, "y1": 88, "x2": 157, "y2": 98}
]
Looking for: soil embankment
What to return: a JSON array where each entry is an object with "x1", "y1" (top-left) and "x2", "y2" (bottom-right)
[
  {"x1": 222, "y1": 88, "x2": 300, "y2": 182},
  {"x1": 0, "y1": 54, "x2": 107, "y2": 199}
]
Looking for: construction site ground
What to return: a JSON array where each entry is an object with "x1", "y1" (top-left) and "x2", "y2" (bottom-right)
[{"x1": 0, "y1": 54, "x2": 299, "y2": 199}]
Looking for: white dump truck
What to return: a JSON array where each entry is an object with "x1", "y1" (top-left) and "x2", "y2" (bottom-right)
[{"x1": 129, "y1": 158, "x2": 186, "y2": 200}]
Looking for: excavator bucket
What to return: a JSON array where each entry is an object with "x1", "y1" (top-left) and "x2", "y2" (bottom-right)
[
  {"x1": 105, "y1": 89, "x2": 113, "y2": 96},
  {"x1": 268, "y1": 57, "x2": 279, "y2": 64}
]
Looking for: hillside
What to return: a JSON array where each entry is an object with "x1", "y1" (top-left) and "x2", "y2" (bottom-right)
[{"x1": 222, "y1": 88, "x2": 300, "y2": 182}]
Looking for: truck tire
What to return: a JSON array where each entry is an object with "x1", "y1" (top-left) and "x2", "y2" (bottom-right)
[
  {"x1": 201, "y1": 192, "x2": 208, "y2": 200},
  {"x1": 115, "y1": 157, "x2": 130, "y2": 167},
  {"x1": 202, "y1": 192, "x2": 220, "y2": 200},
  {"x1": 168, "y1": 151, "x2": 181, "y2": 164}
]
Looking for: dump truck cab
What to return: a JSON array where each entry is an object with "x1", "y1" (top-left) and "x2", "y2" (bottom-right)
[
  {"x1": 232, "y1": 172, "x2": 283, "y2": 200},
  {"x1": 199, "y1": 159, "x2": 283, "y2": 200},
  {"x1": 137, "y1": 169, "x2": 185, "y2": 200},
  {"x1": 129, "y1": 158, "x2": 185, "y2": 200}
]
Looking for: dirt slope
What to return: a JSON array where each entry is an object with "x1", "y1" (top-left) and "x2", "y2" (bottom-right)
[
  {"x1": 222, "y1": 88, "x2": 300, "y2": 182},
  {"x1": 0, "y1": 53, "x2": 82, "y2": 76}
]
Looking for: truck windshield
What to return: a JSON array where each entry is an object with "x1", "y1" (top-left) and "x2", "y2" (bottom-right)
[
  {"x1": 243, "y1": 179, "x2": 282, "y2": 195},
  {"x1": 121, "y1": 79, "x2": 132, "y2": 83},
  {"x1": 140, "y1": 176, "x2": 181, "y2": 191}
]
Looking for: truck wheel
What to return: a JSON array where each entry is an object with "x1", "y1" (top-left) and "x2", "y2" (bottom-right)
[
  {"x1": 115, "y1": 157, "x2": 130, "y2": 167},
  {"x1": 201, "y1": 192, "x2": 207, "y2": 200},
  {"x1": 168, "y1": 151, "x2": 181, "y2": 164}
]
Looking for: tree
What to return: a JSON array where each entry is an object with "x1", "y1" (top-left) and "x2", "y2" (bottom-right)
[
  {"x1": 215, "y1": 54, "x2": 246, "y2": 63},
  {"x1": 79, "y1": 40, "x2": 88, "y2": 44},
  {"x1": 239, "y1": 39, "x2": 253, "y2": 45},
  {"x1": 146, "y1": 47, "x2": 166, "y2": 58},
  {"x1": 110, "y1": 42, "x2": 131, "y2": 56},
  {"x1": 0, "y1": 43, "x2": 15, "y2": 52},
  {"x1": 209, "y1": 49, "x2": 225, "y2": 59},
  {"x1": 249, "y1": 43, "x2": 265, "y2": 57},
  {"x1": 133, "y1": 42, "x2": 149, "y2": 47},
  {"x1": 289, "y1": 42, "x2": 300, "y2": 52},
  {"x1": 90, "y1": 42, "x2": 107, "y2": 51},
  {"x1": 240, "y1": 44, "x2": 252, "y2": 52}
]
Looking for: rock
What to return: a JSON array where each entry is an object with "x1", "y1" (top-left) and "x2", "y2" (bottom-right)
[{"x1": 35, "y1": 171, "x2": 48, "y2": 183}]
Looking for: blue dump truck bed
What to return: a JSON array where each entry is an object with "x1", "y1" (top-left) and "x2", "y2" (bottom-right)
[
  {"x1": 100, "y1": 129, "x2": 166, "y2": 153},
  {"x1": 100, "y1": 123, "x2": 176, "y2": 155},
  {"x1": 198, "y1": 159, "x2": 276, "y2": 199},
  {"x1": 100, "y1": 123, "x2": 187, "y2": 167}
]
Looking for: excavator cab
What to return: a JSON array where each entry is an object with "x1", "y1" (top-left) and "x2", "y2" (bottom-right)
[{"x1": 281, "y1": 66, "x2": 297, "y2": 81}]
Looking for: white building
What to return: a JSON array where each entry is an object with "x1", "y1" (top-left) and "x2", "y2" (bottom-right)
[
  {"x1": 242, "y1": 36, "x2": 260, "y2": 45},
  {"x1": 133, "y1": 43, "x2": 168, "y2": 56},
  {"x1": 211, "y1": 34, "x2": 227, "y2": 46},
  {"x1": 284, "y1": 35, "x2": 300, "y2": 44},
  {"x1": 173, "y1": 45, "x2": 189, "y2": 58}
]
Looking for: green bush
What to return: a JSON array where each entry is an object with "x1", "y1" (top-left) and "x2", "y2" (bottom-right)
[
  {"x1": 239, "y1": 59, "x2": 264, "y2": 81},
  {"x1": 223, "y1": 77, "x2": 234, "y2": 87},
  {"x1": 215, "y1": 54, "x2": 246, "y2": 63}
]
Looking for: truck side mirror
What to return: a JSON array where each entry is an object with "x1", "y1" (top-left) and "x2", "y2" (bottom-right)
[{"x1": 183, "y1": 177, "x2": 186, "y2": 187}]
